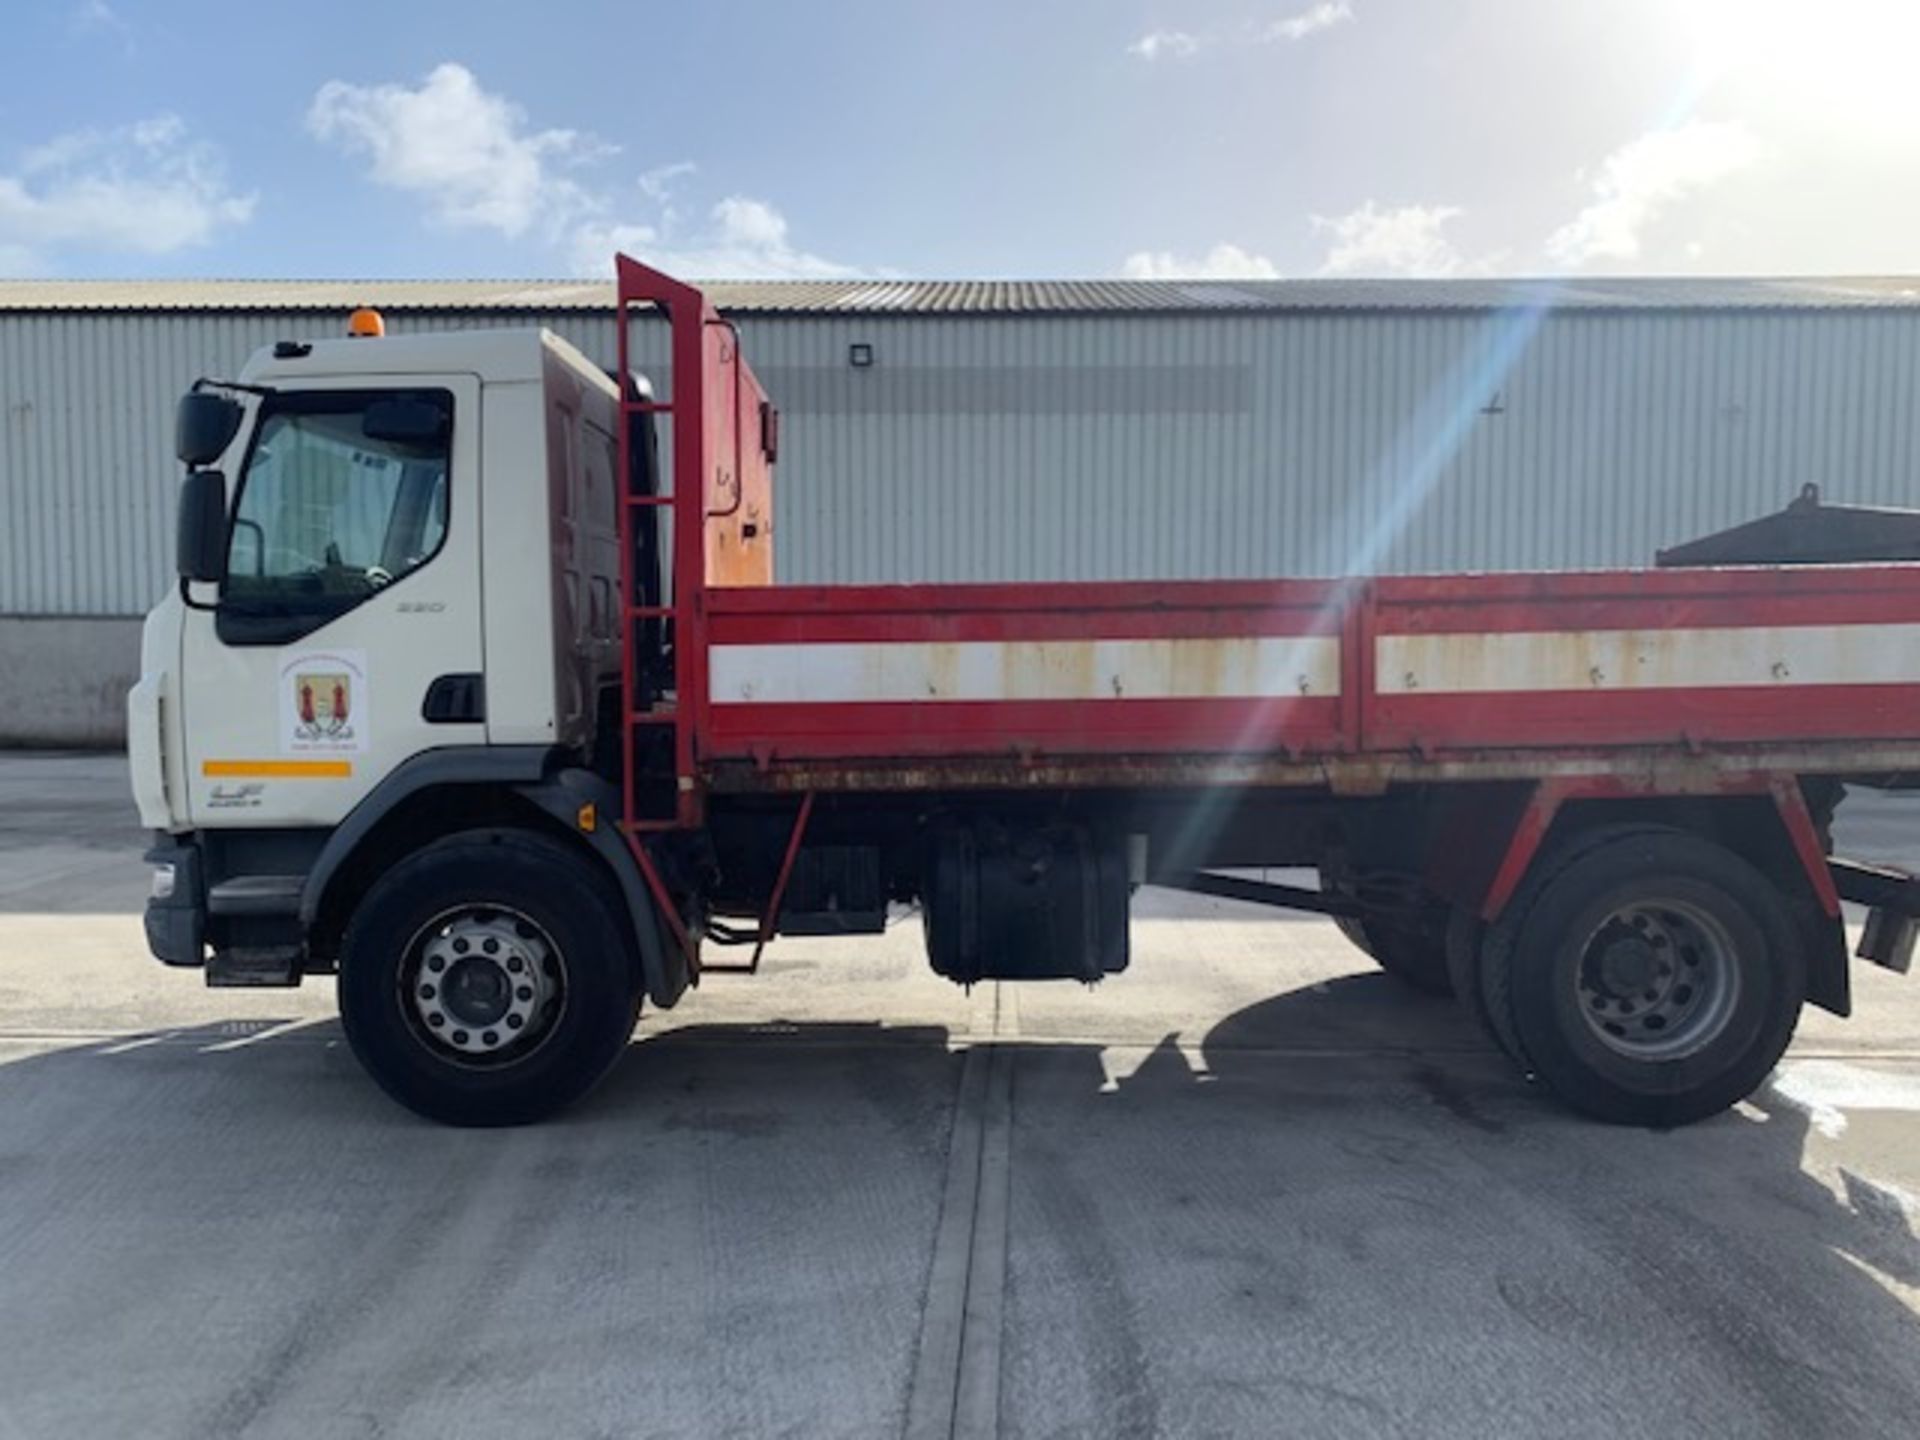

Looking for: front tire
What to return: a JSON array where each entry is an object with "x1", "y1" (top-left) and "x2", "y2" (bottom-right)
[
  {"x1": 339, "y1": 829, "x2": 643, "y2": 1126},
  {"x1": 1483, "y1": 831, "x2": 1804, "y2": 1127}
]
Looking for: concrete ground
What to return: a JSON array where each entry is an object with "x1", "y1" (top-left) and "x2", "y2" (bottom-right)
[{"x1": 1, "y1": 754, "x2": 1917, "y2": 1440}]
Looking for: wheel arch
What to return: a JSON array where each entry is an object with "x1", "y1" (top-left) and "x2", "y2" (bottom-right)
[
  {"x1": 1443, "y1": 777, "x2": 1849, "y2": 1018},
  {"x1": 300, "y1": 748, "x2": 685, "y2": 1009}
]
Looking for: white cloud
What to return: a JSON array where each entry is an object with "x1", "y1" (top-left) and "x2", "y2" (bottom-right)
[
  {"x1": 1128, "y1": 30, "x2": 1201, "y2": 61},
  {"x1": 307, "y1": 62, "x2": 603, "y2": 238},
  {"x1": 570, "y1": 219, "x2": 660, "y2": 266},
  {"x1": 1313, "y1": 202, "x2": 1482, "y2": 277},
  {"x1": 1120, "y1": 243, "x2": 1279, "y2": 280},
  {"x1": 1131, "y1": 2, "x2": 1353, "y2": 59},
  {"x1": 637, "y1": 161, "x2": 696, "y2": 205},
  {"x1": 1546, "y1": 121, "x2": 1760, "y2": 268},
  {"x1": 310, "y1": 65, "x2": 863, "y2": 278},
  {"x1": 1263, "y1": 1, "x2": 1355, "y2": 43},
  {"x1": 70, "y1": 0, "x2": 132, "y2": 50},
  {"x1": 572, "y1": 196, "x2": 859, "y2": 279},
  {"x1": 0, "y1": 114, "x2": 253, "y2": 272}
]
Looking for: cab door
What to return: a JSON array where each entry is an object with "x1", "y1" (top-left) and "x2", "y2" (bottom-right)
[{"x1": 181, "y1": 374, "x2": 484, "y2": 829}]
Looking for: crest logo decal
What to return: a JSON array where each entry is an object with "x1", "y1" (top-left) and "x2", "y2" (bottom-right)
[{"x1": 279, "y1": 650, "x2": 369, "y2": 754}]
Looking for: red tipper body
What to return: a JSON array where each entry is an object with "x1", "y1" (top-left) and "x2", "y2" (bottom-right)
[{"x1": 613, "y1": 258, "x2": 1920, "y2": 910}]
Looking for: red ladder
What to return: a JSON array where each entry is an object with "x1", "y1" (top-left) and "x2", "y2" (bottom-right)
[{"x1": 612, "y1": 257, "x2": 718, "y2": 961}]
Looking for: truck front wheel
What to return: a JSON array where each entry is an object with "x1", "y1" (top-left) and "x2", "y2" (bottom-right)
[
  {"x1": 1484, "y1": 831, "x2": 1805, "y2": 1127},
  {"x1": 338, "y1": 830, "x2": 643, "y2": 1126}
]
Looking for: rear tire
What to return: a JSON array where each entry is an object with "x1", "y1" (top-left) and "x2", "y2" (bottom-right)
[
  {"x1": 1363, "y1": 920, "x2": 1456, "y2": 996},
  {"x1": 1444, "y1": 906, "x2": 1499, "y2": 1049},
  {"x1": 1482, "y1": 830, "x2": 1803, "y2": 1127},
  {"x1": 1323, "y1": 869, "x2": 1455, "y2": 997},
  {"x1": 1474, "y1": 823, "x2": 1672, "y2": 1066},
  {"x1": 339, "y1": 829, "x2": 643, "y2": 1126}
]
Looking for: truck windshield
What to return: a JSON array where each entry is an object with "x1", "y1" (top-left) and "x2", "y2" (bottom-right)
[{"x1": 224, "y1": 390, "x2": 451, "y2": 626}]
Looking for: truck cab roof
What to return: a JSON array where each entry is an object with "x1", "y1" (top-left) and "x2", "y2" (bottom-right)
[{"x1": 237, "y1": 325, "x2": 614, "y2": 393}]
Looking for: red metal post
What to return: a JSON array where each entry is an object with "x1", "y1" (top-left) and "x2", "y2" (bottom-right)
[
  {"x1": 614, "y1": 266, "x2": 639, "y2": 845},
  {"x1": 752, "y1": 792, "x2": 817, "y2": 971},
  {"x1": 1770, "y1": 776, "x2": 1843, "y2": 917}
]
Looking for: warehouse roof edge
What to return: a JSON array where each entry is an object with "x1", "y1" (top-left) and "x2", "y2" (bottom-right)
[{"x1": 3, "y1": 274, "x2": 1919, "y2": 317}]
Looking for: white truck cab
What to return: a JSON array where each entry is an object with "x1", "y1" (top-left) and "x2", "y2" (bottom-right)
[{"x1": 131, "y1": 321, "x2": 637, "y2": 991}]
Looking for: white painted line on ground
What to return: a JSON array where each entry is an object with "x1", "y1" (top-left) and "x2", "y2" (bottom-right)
[
  {"x1": 199, "y1": 1018, "x2": 319, "y2": 1053},
  {"x1": 97, "y1": 1033, "x2": 176, "y2": 1056}
]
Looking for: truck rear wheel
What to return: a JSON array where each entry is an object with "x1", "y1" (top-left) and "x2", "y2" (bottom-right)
[
  {"x1": 1469, "y1": 823, "x2": 1672, "y2": 1063},
  {"x1": 1444, "y1": 907, "x2": 1497, "y2": 1047},
  {"x1": 338, "y1": 830, "x2": 643, "y2": 1126},
  {"x1": 1482, "y1": 831, "x2": 1805, "y2": 1127},
  {"x1": 1358, "y1": 919, "x2": 1454, "y2": 996},
  {"x1": 1322, "y1": 869, "x2": 1455, "y2": 996}
]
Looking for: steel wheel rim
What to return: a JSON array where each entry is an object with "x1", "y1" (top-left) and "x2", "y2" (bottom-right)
[
  {"x1": 399, "y1": 904, "x2": 568, "y2": 1068},
  {"x1": 1575, "y1": 898, "x2": 1742, "y2": 1060}
]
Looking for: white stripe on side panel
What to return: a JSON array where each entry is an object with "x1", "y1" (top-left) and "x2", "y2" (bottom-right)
[
  {"x1": 1378, "y1": 623, "x2": 1920, "y2": 696},
  {"x1": 710, "y1": 636, "x2": 1342, "y2": 705}
]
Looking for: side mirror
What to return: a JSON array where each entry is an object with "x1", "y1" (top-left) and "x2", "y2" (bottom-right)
[
  {"x1": 177, "y1": 469, "x2": 229, "y2": 584},
  {"x1": 175, "y1": 392, "x2": 243, "y2": 466}
]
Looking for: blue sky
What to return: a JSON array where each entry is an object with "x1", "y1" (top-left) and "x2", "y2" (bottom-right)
[{"x1": 4, "y1": 0, "x2": 1918, "y2": 280}]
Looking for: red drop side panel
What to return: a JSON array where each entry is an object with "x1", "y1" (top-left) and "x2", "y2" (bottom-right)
[
  {"x1": 1367, "y1": 567, "x2": 1920, "y2": 753},
  {"x1": 703, "y1": 580, "x2": 1356, "y2": 762}
]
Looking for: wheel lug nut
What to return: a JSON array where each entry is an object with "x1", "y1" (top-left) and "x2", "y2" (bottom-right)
[
  {"x1": 516, "y1": 986, "x2": 533, "y2": 1002},
  {"x1": 427, "y1": 956, "x2": 445, "y2": 973},
  {"x1": 507, "y1": 955, "x2": 524, "y2": 973},
  {"x1": 452, "y1": 1030, "x2": 469, "y2": 1046},
  {"x1": 419, "y1": 984, "x2": 436, "y2": 1000},
  {"x1": 453, "y1": 939, "x2": 469, "y2": 954},
  {"x1": 482, "y1": 939, "x2": 499, "y2": 955},
  {"x1": 428, "y1": 1012, "x2": 446, "y2": 1028},
  {"x1": 483, "y1": 1031, "x2": 499, "y2": 1046},
  {"x1": 506, "y1": 1014, "x2": 524, "y2": 1030}
]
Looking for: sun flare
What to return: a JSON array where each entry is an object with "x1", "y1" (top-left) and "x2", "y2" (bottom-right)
[{"x1": 1684, "y1": 0, "x2": 1920, "y2": 131}]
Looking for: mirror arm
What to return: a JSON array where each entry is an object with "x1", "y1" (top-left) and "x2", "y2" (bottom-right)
[{"x1": 178, "y1": 576, "x2": 219, "y2": 614}]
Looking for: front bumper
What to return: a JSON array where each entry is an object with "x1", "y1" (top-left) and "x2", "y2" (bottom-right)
[{"x1": 143, "y1": 835, "x2": 205, "y2": 968}]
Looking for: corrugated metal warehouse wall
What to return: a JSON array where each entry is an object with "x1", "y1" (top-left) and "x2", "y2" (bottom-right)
[{"x1": 5, "y1": 302, "x2": 1920, "y2": 618}]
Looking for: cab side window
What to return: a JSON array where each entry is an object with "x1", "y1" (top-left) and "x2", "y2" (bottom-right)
[{"x1": 219, "y1": 389, "x2": 452, "y2": 645}]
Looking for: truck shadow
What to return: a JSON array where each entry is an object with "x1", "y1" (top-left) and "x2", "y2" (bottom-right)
[{"x1": 0, "y1": 980, "x2": 1916, "y2": 1437}]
